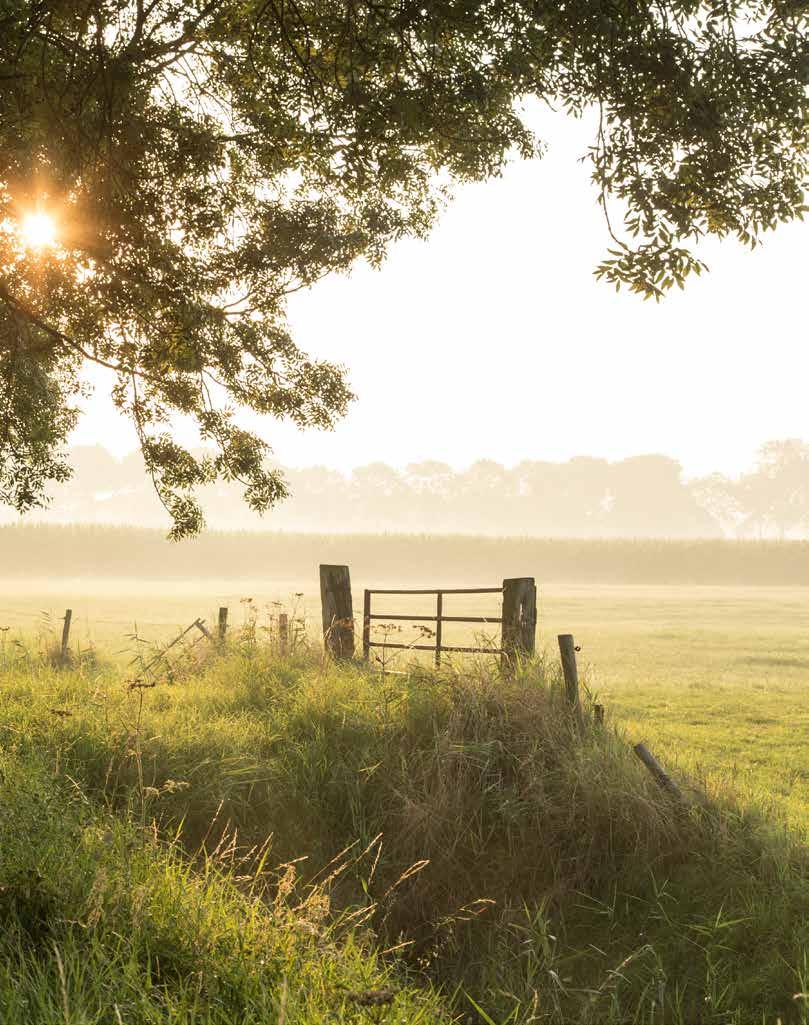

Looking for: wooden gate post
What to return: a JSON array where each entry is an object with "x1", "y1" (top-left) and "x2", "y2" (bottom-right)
[
  {"x1": 501, "y1": 578, "x2": 537, "y2": 674},
  {"x1": 320, "y1": 565, "x2": 355, "y2": 659}
]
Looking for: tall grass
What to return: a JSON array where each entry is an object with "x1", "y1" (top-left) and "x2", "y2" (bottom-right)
[
  {"x1": 0, "y1": 749, "x2": 444, "y2": 1024},
  {"x1": 1, "y1": 630, "x2": 809, "y2": 1022}
]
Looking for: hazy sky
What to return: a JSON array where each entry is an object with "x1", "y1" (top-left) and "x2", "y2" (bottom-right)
[{"x1": 71, "y1": 104, "x2": 808, "y2": 480}]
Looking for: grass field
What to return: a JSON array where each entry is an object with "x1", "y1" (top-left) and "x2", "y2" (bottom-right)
[
  {"x1": 2, "y1": 633, "x2": 809, "y2": 1022},
  {"x1": 552, "y1": 585, "x2": 809, "y2": 835},
  {"x1": 3, "y1": 570, "x2": 809, "y2": 1021},
  {"x1": 3, "y1": 576, "x2": 809, "y2": 835}
]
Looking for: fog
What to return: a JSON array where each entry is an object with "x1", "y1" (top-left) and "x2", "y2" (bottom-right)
[{"x1": 5, "y1": 439, "x2": 809, "y2": 540}]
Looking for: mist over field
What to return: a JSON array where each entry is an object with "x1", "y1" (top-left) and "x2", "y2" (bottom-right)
[
  {"x1": 7, "y1": 439, "x2": 809, "y2": 540},
  {"x1": 3, "y1": 524, "x2": 809, "y2": 587}
]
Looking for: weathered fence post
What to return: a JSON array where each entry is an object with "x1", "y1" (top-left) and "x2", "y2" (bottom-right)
[
  {"x1": 279, "y1": 612, "x2": 289, "y2": 655},
  {"x1": 320, "y1": 565, "x2": 355, "y2": 659},
  {"x1": 558, "y1": 634, "x2": 584, "y2": 731},
  {"x1": 60, "y1": 609, "x2": 72, "y2": 667},
  {"x1": 501, "y1": 578, "x2": 537, "y2": 674},
  {"x1": 558, "y1": 634, "x2": 579, "y2": 705},
  {"x1": 217, "y1": 607, "x2": 228, "y2": 647}
]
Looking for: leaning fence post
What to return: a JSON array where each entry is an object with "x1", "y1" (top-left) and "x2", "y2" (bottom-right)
[
  {"x1": 501, "y1": 578, "x2": 537, "y2": 674},
  {"x1": 633, "y1": 743, "x2": 682, "y2": 801},
  {"x1": 279, "y1": 612, "x2": 289, "y2": 655},
  {"x1": 320, "y1": 565, "x2": 355, "y2": 659},
  {"x1": 60, "y1": 609, "x2": 72, "y2": 667},
  {"x1": 195, "y1": 618, "x2": 213, "y2": 642},
  {"x1": 217, "y1": 607, "x2": 228, "y2": 647},
  {"x1": 558, "y1": 634, "x2": 584, "y2": 731}
]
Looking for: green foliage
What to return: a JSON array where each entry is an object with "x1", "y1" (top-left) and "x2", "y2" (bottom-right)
[
  {"x1": 0, "y1": 306, "x2": 83, "y2": 513},
  {"x1": 1, "y1": 1, "x2": 807, "y2": 533},
  {"x1": 0, "y1": 751, "x2": 445, "y2": 1024}
]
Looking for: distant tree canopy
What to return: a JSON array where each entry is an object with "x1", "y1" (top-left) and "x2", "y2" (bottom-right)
[
  {"x1": 1, "y1": 1, "x2": 807, "y2": 535},
  {"x1": 694, "y1": 439, "x2": 809, "y2": 539},
  {"x1": 28, "y1": 442, "x2": 809, "y2": 541}
]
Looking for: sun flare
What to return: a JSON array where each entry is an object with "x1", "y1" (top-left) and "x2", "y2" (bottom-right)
[{"x1": 21, "y1": 211, "x2": 57, "y2": 249}]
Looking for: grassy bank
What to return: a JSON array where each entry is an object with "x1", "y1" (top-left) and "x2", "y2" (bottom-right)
[
  {"x1": 1, "y1": 637, "x2": 809, "y2": 1023},
  {"x1": 4, "y1": 522, "x2": 809, "y2": 584},
  {"x1": 4, "y1": 582, "x2": 809, "y2": 837},
  {"x1": 0, "y1": 751, "x2": 442, "y2": 1024}
]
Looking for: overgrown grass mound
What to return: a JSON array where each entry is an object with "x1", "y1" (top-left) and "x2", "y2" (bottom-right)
[
  {"x1": 1, "y1": 644, "x2": 809, "y2": 1023},
  {"x1": 0, "y1": 752, "x2": 441, "y2": 1023}
]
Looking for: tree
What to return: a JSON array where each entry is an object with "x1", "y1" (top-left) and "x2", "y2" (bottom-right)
[
  {"x1": 738, "y1": 440, "x2": 809, "y2": 538},
  {"x1": 349, "y1": 461, "x2": 405, "y2": 527},
  {"x1": 605, "y1": 454, "x2": 717, "y2": 536},
  {"x1": 1, "y1": 1, "x2": 806, "y2": 535},
  {"x1": 690, "y1": 471, "x2": 746, "y2": 537},
  {"x1": 404, "y1": 461, "x2": 455, "y2": 497},
  {"x1": 691, "y1": 441, "x2": 809, "y2": 539},
  {"x1": 512, "y1": 457, "x2": 611, "y2": 534}
]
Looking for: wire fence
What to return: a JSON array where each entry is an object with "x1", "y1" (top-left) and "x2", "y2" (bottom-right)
[{"x1": 0, "y1": 596, "x2": 309, "y2": 684}]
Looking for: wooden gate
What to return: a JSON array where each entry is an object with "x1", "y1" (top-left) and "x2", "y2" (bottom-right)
[{"x1": 361, "y1": 577, "x2": 536, "y2": 672}]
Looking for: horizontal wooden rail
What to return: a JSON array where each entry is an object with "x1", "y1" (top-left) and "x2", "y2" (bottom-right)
[
  {"x1": 367, "y1": 613, "x2": 502, "y2": 624},
  {"x1": 367, "y1": 642, "x2": 504, "y2": 655},
  {"x1": 365, "y1": 587, "x2": 503, "y2": 596}
]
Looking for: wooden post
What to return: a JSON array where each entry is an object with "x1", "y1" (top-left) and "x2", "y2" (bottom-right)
[
  {"x1": 558, "y1": 634, "x2": 584, "y2": 731},
  {"x1": 594, "y1": 703, "x2": 604, "y2": 726},
  {"x1": 320, "y1": 565, "x2": 355, "y2": 659},
  {"x1": 558, "y1": 634, "x2": 579, "y2": 706},
  {"x1": 60, "y1": 609, "x2": 72, "y2": 666},
  {"x1": 217, "y1": 607, "x2": 228, "y2": 647},
  {"x1": 633, "y1": 743, "x2": 682, "y2": 800},
  {"x1": 279, "y1": 612, "x2": 289, "y2": 655},
  {"x1": 501, "y1": 578, "x2": 537, "y2": 674},
  {"x1": 362, "y1": 590, "x2": 371, "y2": 660}
]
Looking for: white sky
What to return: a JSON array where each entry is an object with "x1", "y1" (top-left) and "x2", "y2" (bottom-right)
[{"x1": 70, "y1": 106, "x2": 808, "y2": 480}]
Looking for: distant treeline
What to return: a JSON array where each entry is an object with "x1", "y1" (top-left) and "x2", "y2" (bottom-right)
[
  {"x1": 8, "y1": 439, "x2": 809, "y2": 539},
  {"x1": 3, "y1": 524, "x2": 809, "y2": 585}
]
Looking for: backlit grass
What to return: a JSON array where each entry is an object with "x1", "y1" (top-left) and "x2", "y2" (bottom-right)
[
  {"x1": 2, "y1": 580, "x2": 808, "y2": 835},
  {"x1": 2, "y1": 634, "x2": 809, "y2": 1023}
]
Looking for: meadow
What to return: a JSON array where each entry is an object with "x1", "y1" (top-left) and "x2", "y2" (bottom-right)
[
  {"x1": 2, "y1": 626, "x2": 809, "y2": 1023},
  {"x1": 3, "y1": 571, "x2": 808, "y2": 832},
  {"x1": 3, "y1": 528, "x2": 809, "y2": 1021}
]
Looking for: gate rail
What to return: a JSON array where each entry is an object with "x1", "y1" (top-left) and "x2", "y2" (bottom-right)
[{"x1": 362, "y1": 586, "x2": 505, "y2": 666}]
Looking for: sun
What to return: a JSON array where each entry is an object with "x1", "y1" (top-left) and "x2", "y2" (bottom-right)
[{"x1": 21, "y1": 211, "x2": 57, "y2": 249}]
